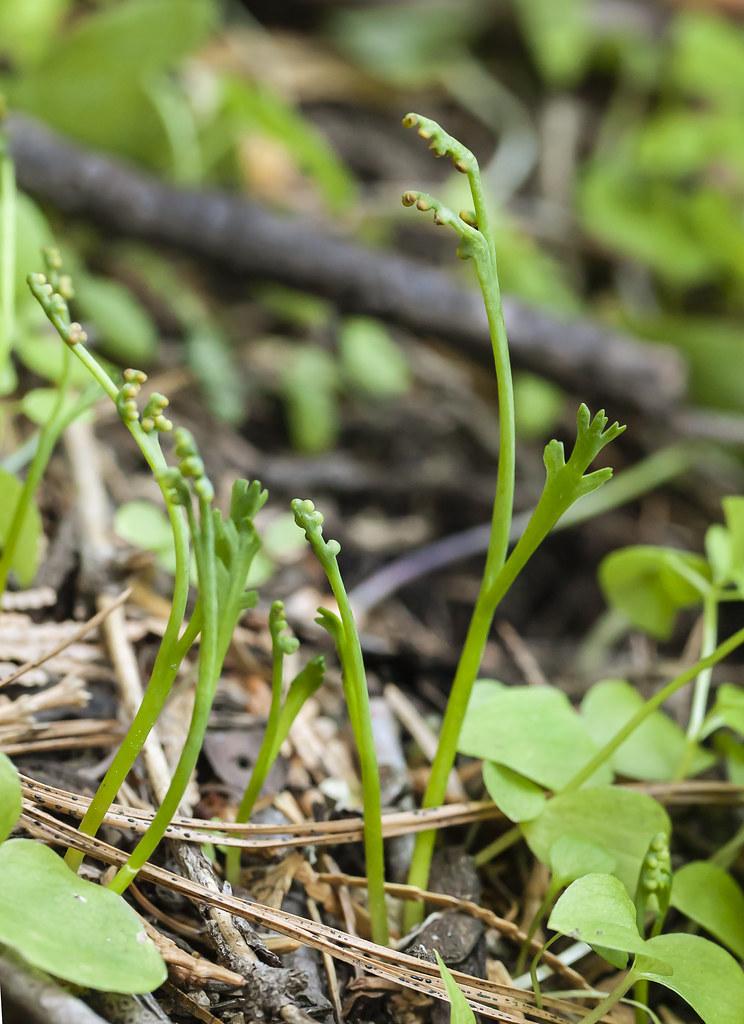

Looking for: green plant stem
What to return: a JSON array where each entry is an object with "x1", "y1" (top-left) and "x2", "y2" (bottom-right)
[
  {"x1": 0, "y1": 348, "x2": 73, "y2": 598},
  {"x1": 225, "y1": 637, "x2": 285, "y2": 887},
  {"x1": 712, "y1": 820, "x2": 744, "y2": 870},
  {"x1": 325, "y1": 556, "x2": 389, "y2": 946},
  {"x1": 404, "y1": 241, "x2": 515, "y2": 927},
  {"x1": 473, "y1": 824, "x2": 521, "y2": 867},
  {"x1": 563, "y1": 622, "x2": 744, "y2": 793},
  {"x1": 65, "y1": 601, "x2": 201, "y2": 871},
  {"x1": 578, "y1": 969, "x2": 637, "y2": 1024},
  {"x1": 686, "y1": 592, "x2": 719, "y2": 740},
  {"x1": 109, "y1": 496, "x2": 218, "y2": 894},
  {"x1": 28, "y1": 322, "x2": 199, "y2": 869},
  {"x1": 516, "y1": 878, "x2": 561, "y2": 974},
  {"x1": 0, "y1": 132, "x2": 15, "y2": 378}
]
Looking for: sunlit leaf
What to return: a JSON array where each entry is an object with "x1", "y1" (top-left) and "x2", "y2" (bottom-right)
[
  {"x1": 598, "y1": 545, "x2": 711, "y2": 640},
  {"x1": 459, "y1": 681, "x2": 612, "y2": 791},
  {"x1": 0, "y1": 840, "x2": 166, "y2": 992},
  {"x1": 481, "y1": 762, "x2": 546, "y2": 823},
  {"x1": 581, "y1": 678, "x2": 714, "y2": 780},
  {"x1": 548, "y1": 873, "x2": 650, "y2": 968},
  {"x1": 637, "y1": 932, "x2": 744, "y2": 1024},
  {"x1": 548, "y1": 834, "x2": 615, "y2": 884},
  {"x1": 523, "y1": 786, "x2": 670, "y2": 894},
  {"x1": 671, "y1": 861, "x2": 744, "y2": 959},
  {"x1": 339, "y1": 317, "x2": 410, "y2": 398}
]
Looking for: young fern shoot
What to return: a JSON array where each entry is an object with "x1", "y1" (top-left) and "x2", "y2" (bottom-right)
[
  {"x1": 225, "y1": 602, "x2": 325, "y2": 887},
  {"x1": 400, "y1": 115, "x2": 625, "y2": 927},
  {"x1": 292, "y1": 498, "x2": 389, "y2": 946}
]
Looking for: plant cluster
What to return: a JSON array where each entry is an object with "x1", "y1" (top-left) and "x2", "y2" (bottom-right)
[{"x1": 1, "y1": 109, "x2": 743, "y2": 1023}]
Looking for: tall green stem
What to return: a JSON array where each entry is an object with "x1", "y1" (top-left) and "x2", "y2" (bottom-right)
[
  {"x1": 404, "y1": 177, "x2": 515, "y2": 930},
  {"x1": 0, "y1": 129, "x2": 15, "y2": 381},
  {"x1": 225, "y1": 613, "x2": 287, "y2": 887},
  {"x1": 109, "y1": 494, "x2": 218, "y2": 893}
]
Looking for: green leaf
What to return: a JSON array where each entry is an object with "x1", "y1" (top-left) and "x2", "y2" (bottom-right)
[
  {"x1": 0, "y1": 0, "x2": 70, "y2": 66},
  {"x1": 115, "y1": 501, "x2": 173, "y2": 555},
  {"x1": 637, "y1": 932, "x2": 744, "y2": 1024},
  {"x1": 513, "y1": 0, "x2": 591, "y2": 85},
  {"x1": 598, "y1": 545, "x2": 711, "y2": 640},
  {"x1": 186, "y1": 322, "x2": 246, "y2": 426},
  {"x1": 548, "y1": 873, "x2": 650, "y2": 966},
  {"x1": 9, "y1": 0, "x2": 216, "y2": 168},
  {"x1": 723, "y1": 496, "x2": 744, "y2": 587},
  {"x1": 523, "y1": 786, "x2": 670, "y2": 894},
  {"x1": 435, "y1": 951, "x2": 476, "y2": 1024},
  {"x1": 671, "y1": 861, "x2": 744, "y2": 959},
  {"x1": 459, "y1": 681, "x2": 612, "y2": 791},
  {"x1": 0, "y1": 839, "x2": 166, "y2": 992},
  {"x1": 579, "y1": 160, "x2": 715, "y2": 286},
  {"x1": 269, "y1": 656, "x2": 326, "y2": 763},
  {"x1": 0, "y1": 467, "x2": 42, "y2": 586},
  {"x1": 716, "y1": 732, "x2": 744, "y2": 785},
  {"x1": 14, "y1": 194, "x2": 52, "y2": 308},
  {"x1": 513, "y1": 372, "x2": 565, "y2": 441},
  {"x1": 709, "y1": 683, "x2": 744, "y2": 737},
  {"x1": 282, "y1": 344, "x2": 339, "y2": 453},
  {"x1": 581, "y1": 679, "x2": 714, "y2": 780},
  {"x1": 670, "y1": 12, "x2": 744, "y2": 109},
  {"x1": 20, "y1": 387, "x2": 91, "y2": 427},
  {"x1": 481, "y1": 762, "x2": 546, "y2": 823},
  {"x1": 261, "y1": 513, "x2": 308, "y2": 564},
  {"x1": 339, "y1": 317, "x2": 410, "y2": 398},
  {"x1": 548, "y1": 835, "x2": 616, "y2": 885},
  {"x1": 74, "y1": 274, "x2": 157, "y2": 365},
  {"x1": 0, "y1": 754, "x2": 21, "y2": 842},
  {"x1": 221, "y1": 78, "x2": 356, "y2": 213},
  {"x1": 14, "y1": 319, "x2": 92, "y2": 387}
]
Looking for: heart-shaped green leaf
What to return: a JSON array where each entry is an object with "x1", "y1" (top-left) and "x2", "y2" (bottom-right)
[
  {"x1": 581, "y1": 678, "x2": 714, "y2": 780},
  {"x1": 522, "y1": 786, "x2": 670, "y2": 894},
  {"x1": 0, "y1": 468, "x2": 42, "y2": 586},
  {"x1": 671, "y1": 861, "x2": 744, "y2": 959},
  {"x1": 0, "y1": 840, "x2": 166, "y2": 992},
  {"x1": 598, "y1": 545, "x2": 711, "y2": 639},
  {"x1": 637, "y1": 932, "x2": 744, "y2": 1024},
  {"x1": 0, "y1": 754, "x2": 21, "y2": 841},
  {"x1": 482, "y1": 761, "x2": 546, "y2": 822},
  {"x1": 548, "y1": 873, "x2": 652, "y2": 968},
  {"x1": 459, "y1": 682, "x2": 612, "y2": 791},
  {"x1": 548, "y1": 834, "x2": 616, "y2": 884}
]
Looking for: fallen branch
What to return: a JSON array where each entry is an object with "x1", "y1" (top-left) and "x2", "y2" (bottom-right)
[{"x1": 8, "y1": 114, "x2": 684, "y2": 412}]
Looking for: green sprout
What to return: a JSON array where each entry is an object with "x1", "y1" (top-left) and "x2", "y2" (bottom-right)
[
  {"x1": 400, "y1": 114, "x2": 624, "y2": 927},
  {"x1": 28, "y1": 266, "x2": 267, "y2": 889},
  {"x1": 225, "y1": 601, "x2": 325, "y2": 886},
  {"x1": 0, "y1": 251, "x2": 97, "y2": 600},
  {"x1": 291, "y1": 497, "x2": 389, "y2": 946}
]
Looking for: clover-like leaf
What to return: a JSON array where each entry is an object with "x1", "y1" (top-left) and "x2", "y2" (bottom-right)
[
  {"x1": 549, "y1": 835, "x2": 616, "y2": 885},
  {"x1": 599, "y1": 545, "x2": 711, "y2": 640},
  {"x1": 636, "y1": 933, "x2": 744, "y2": 1024},
  {"x1": 0, "y1": 840, "x2": 166, "y2": 992},
  {"x1": 481, "y1": 762, "x2": 546, "y2": 822},
  {"x1": 459, "y1": 682, "x2": 612, "y2": 793},
  {"x1": 671, "y1": 861, "x2": 744, "y2": 959},
  {"x1": 523, "y1": 786, "x2": 670, "y2": 894},
  {"x1": 581, "y1": 678, "x2": 715, "y2": 780},
  {"x1": 548, "y1": 873, "x2": 653, "y2": 968}
]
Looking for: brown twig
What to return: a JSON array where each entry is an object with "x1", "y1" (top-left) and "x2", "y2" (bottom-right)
[{"x1": 7, "y1": 113, "x2": 685, "y2": 413}]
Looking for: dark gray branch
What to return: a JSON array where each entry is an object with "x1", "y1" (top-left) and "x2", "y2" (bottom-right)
[{"x1": 8, "y1": 114, "x2": 685, "y2": 412}]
